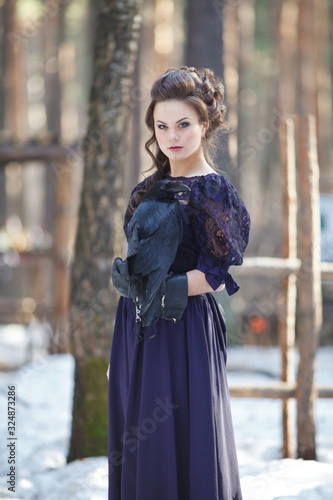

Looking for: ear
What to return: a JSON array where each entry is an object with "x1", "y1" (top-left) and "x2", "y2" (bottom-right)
[{"x1": 201, "y1": 123, "x2": 208, "y2": 136}]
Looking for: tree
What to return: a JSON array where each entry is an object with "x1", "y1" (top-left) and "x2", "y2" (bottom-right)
[
  {"x1": 67, "y1": 0, "x2": 142, "y2": 461},
  {"x1": 0, "y1": 0, "x2": 9, "y2": 225},
  {"x1": 184, "y1": 0, "x2": 231, "y2": 177}
]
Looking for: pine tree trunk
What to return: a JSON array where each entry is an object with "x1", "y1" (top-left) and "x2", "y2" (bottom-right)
[
  {"x1": 184, "y1": 0, "x2": 230, "y2": 174},
  {"x1": 67, "y1": 0, "x2": 142, "y2": 462},
  {"x1": 0, "y1": 0, "x2": 9, "y2": 226},
  {"x1": 42, "y1": 2, "x2": 65, "y2": 140}
]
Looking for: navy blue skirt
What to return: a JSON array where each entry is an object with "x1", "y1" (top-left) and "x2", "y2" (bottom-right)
[{"x1": 108, "y1": 293, "x2": 242, "y2": 500}]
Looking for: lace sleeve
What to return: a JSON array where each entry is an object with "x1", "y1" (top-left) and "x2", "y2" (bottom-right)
[{"x1": 189, "y1": 174, "x2": 250, "y2": 295}]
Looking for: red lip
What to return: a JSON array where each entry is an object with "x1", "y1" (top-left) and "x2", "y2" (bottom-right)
[{"x1": 169, "y1": 147, "x2": 182, "y2": 151}]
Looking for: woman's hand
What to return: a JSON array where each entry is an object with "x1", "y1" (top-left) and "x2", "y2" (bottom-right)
[{"x1": 186, "y1": 269, "x2": 225, "y2": 296}]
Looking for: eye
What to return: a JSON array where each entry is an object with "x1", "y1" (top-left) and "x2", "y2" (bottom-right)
[
  {"x1": 179, "y1": 122, "x2": 189, "y2": 128},
  {"x1": 157, "y1": 124, "x2": 167, "y2": 130}
]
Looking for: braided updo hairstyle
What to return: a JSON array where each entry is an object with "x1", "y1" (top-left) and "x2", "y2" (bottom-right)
[{"x1": 128, "y1": 66, "x2": 230, "y2": 214}]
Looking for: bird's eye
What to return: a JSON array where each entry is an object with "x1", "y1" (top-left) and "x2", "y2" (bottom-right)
[{"x1": 179, "y1": 122, "x2": 189, "y2": 128}]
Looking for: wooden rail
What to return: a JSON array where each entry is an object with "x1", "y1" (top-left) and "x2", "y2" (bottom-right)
[
  {"x1": 229, "y1": 383, "x2": 333, "y2": 399},
  {"x1": 0, "y1": 143, "x2": 76, "y2": 164},
  {"x1": 238, "y1": 257, "x2": 301, "y2": 275},
  {"x1": 236, "y1": 257, "x2": 333, "y2": 278}
]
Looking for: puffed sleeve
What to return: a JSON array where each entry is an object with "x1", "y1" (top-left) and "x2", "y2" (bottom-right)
[{"x1": 189, "y1": 174, "x2": 250, "y2": 296}]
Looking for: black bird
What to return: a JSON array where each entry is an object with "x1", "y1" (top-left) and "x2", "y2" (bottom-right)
[{"x1": 112, "y1": 179, "x2": 190, "y2": 326}]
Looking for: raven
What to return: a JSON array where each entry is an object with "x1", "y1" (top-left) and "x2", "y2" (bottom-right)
[{"x1": 112, "y1": 179, "x2": 190, "y2": 326}]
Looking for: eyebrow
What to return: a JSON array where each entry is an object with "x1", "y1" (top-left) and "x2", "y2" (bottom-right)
[{"x1": 156, "y1": 117, "x2": 190, "y2": 124}]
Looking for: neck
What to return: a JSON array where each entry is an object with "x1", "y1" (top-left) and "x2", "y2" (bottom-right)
[{"x1": 168, "y1": 148, "x2": 211, "y2": 177}]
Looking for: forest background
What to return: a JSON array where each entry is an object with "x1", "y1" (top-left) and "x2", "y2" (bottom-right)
[{"x1": 0, "y1": 0, "x2": 333, "y2": 465}]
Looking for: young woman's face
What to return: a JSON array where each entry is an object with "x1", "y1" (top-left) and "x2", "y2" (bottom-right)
[{"x1": 153, "y1": 100, "x2": 206, "y2": 162}]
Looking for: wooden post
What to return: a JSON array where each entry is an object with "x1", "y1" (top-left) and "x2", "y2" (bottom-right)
[
  {"x1": 277, "y1": 0, "x2": 298, "y2": 115},
  {"x1": 278, "y1": 117, "x2": 298, "y2": 458},
  {"x1": 51, "y1": 160, "x2": 76, "y2": 354},
  {"x1": 296, "y1": 114, "x2": 322, "y2": 460},
  {"x1": 314, "y1": 0, "x2": 333, "y2": 182}
]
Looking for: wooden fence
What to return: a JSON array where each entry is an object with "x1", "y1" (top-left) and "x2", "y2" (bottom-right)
[{"x1": 229, "y1": 115, "x2": 333, "y2": 460}]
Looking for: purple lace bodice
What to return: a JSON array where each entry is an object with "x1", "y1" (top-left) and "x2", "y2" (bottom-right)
[{"x1": 123, "y1": 172, "x2": 251, "y2": 295}]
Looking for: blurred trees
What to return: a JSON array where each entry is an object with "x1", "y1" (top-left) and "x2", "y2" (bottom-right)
[
  {"x1": 221, "y1": 0, "x2": 333, "y2": 260},
  {"x1": 185, "y1": 0, "x2": 231, "y2": 176},
  {"x1": 0, "y1": 0, "x2": 95, "y2": 328},
  {"x1": 2, "y1": 1, "x2": 331, "y2": 274}
]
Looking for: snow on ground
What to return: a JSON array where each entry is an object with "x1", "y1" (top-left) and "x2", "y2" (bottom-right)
[{"x1": 0, "y1": 323, "x2": 332, "y2": 500}]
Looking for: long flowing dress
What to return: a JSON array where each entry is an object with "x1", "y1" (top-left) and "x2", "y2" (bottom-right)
[{"x1": 108, "y1": 172, "x2": 251, "y2": 500}]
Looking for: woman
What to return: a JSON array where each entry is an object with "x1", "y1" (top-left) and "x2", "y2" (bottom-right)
[{"x1": 107, "y1": 66, "x2": 250, "y2": 500}]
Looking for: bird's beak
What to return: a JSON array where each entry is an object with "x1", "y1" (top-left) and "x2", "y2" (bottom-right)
[{"x1": 166, "y1": 182, "x2": 191, "y2": 194}]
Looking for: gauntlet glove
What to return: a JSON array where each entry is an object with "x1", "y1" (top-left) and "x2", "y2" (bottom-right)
[
  {"x1": 112, "y1": 256, "x2": 145, "y2": 302},
  {"x1": 156, "y1": 272, "x2": 188, "y2": 323},
  {"x1": 133, "y1": 272, "x2": 188, "y2": 329}
]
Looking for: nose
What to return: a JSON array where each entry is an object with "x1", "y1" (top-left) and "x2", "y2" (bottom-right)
[{"x1": 169, "y1": 128, "x2": 179, "y2": 142}]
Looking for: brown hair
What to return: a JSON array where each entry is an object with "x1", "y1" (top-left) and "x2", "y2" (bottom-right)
[{"x1": 129, "y1": 66, "x2": 230, "y2": 213}]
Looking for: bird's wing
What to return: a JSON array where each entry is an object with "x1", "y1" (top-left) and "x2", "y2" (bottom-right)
[
  {"x1": 137, "y1": 213, "x2": 184, "y2": 319},
  {"x1": 127, "y1": 220, "x2": 140, "y2": 258},
  {"x1": 133, "y1": 207, "x2": 183, "y2": 276},
  {"x1": 140, "y1": 291, "x2": 161, "y2": 327},
  {"x1": 126, "y1": 203, "x2": 162, "y2": 258}
]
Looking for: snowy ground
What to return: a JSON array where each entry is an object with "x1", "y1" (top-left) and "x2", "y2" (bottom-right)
[{"x1": 0, "y1": 323, "x2": 332, "y2": 500}]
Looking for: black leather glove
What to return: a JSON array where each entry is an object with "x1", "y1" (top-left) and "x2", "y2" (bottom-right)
[
  {"x1": 112, "y1": 257, "x2": 188, "y2": 327},
  {"x1": 112, "y1": 257, "x2": 130, "y2": 297},
  {"x1": 111, "y1": 257, "x2": 145, "y2": 302},
  {"x1": 155, "y1": 272, "x2": 188, "y2": 323}
]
